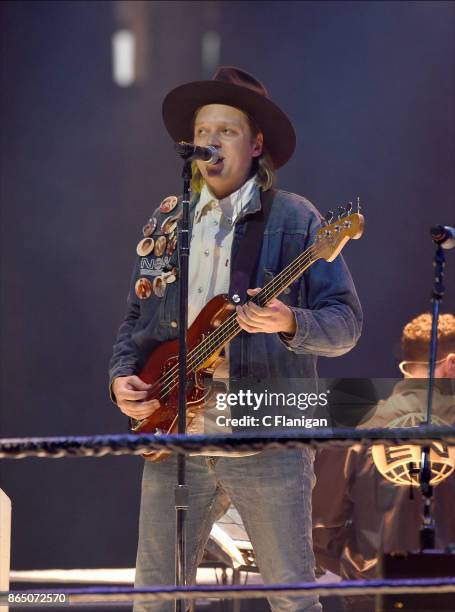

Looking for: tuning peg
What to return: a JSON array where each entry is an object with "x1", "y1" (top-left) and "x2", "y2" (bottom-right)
[
  {"x1": 346, "y1": 201, "x2": 353, "y2": 214},
  {"x1": 337, "y1": 205, "x2": 346, "y2": 218},
  {"x1": 356, "y1": 196, "x2": 361, "y2": 212},
  {"x1": 325, "y1": 210, "x2": 334, "y2": 224}
]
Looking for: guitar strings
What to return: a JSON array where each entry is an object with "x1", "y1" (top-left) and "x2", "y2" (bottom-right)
[
  {"x1": 186, "y1": 243, "x2": 318, "y2": 361},
  {"x1": 151, "y1": 243, "x2": 321, "y2": 401},
  {"x1": 154, "y1": 245, "x2": 319, "y2": 400},
  {"x1": 143, "y1": 244, "x2": 319, "y2": 404},
  {"x1": 186, "y1": 247, "x2": 318, "y2": 366},
  {"x1": 160, "y1": 245, "x2": 318, "y2": 389}
]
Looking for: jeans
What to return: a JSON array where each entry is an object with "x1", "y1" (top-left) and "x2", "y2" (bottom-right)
[{"x1": 134, "y1": 448, "x2": 322, "y2": 612}]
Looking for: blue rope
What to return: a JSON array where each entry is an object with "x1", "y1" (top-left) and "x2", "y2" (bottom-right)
[
  {"x1": 6, "y1": 577, "x2": 455, "y2": 602},
  {"x1": 0, "y1": 426, "x2": 454, "y2": 459}
]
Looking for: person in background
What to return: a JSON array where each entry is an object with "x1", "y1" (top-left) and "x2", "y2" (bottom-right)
[{"x1": 312, "y1": 312, "x2": 455, "y2": 611}]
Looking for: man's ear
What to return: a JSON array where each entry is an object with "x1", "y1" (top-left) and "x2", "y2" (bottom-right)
[
  {"x1": 441, "y1": 353, "x2": 455, "y2": 378},
  {"x1": 252, "y1": 132, "x2": 264, "y2": 158}
]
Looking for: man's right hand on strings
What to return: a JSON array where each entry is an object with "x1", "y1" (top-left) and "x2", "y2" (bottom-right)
[{"x1": 112, "y1": 375, "x2": 160, "y2": 419}]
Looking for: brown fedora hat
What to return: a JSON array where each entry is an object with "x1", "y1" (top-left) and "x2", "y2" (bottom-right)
[{"x1": 162, "y1": 66, "x2": 296, "y2": 170}]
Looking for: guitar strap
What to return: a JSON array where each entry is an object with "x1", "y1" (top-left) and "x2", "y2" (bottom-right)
[{"x1": 228, "y1": 187, "x2": 276, "y2": 305}]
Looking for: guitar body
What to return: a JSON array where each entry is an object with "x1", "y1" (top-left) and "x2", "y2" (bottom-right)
[{"x1": 131, "y1": 293, "x2": 236, "y2": 461}]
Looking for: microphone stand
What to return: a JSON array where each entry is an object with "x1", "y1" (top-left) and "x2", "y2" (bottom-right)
[
  {"x1": 174, "y1": 154, "x2": 193, "y2": 612},
  {"x1": 420, "y1": 243, "x2": 446, "y2": 550}
]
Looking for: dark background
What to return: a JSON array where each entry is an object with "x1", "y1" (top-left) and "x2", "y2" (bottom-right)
[{"x1": 0, "y1": 0, "x2": 454, "y2": 572}]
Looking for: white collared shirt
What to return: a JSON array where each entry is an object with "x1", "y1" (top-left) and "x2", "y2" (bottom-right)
[
  {"x1": 187, "y1": 176, "x2": 261, "y2": 453},
  {"x1": 188, "y1": 175, "x2": 258, "y2": 329}
]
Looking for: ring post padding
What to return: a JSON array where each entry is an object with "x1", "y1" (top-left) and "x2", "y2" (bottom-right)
[{"x1": 0, "y1": 489, "x2": 11, "y2": 612}]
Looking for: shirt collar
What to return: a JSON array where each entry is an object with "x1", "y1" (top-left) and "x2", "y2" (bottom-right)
[{"x1": 196, "y1": 175, "x2": 259, "y2": 225}]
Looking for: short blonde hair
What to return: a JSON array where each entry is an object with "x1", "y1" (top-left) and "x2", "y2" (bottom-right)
[
  {"x1": 190, "y1": 107, "x2": 276, "y2": 193},
  {"x1": 401, "y1": 313, "x2": 455, "y2": 361}
]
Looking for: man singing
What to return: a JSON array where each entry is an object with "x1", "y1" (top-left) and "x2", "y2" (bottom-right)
[{"x1": 109, "y1": 66, "x2": 362, "y2": 611}]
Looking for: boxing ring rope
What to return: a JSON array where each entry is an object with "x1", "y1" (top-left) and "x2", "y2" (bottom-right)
[
  {"x1": 4, "y1": 577, "x2": 455, "y2": 604},
  {"x1": 2, "y1": 426, "x2": 455, "y2": 605},
  {"x1": 1, "y1": 425, "x2": 454, "y2": 459}
]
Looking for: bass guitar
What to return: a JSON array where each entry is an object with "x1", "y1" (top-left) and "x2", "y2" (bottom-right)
[{"x1": 130, "y1": 205, "x2": 364, "y2": 461}]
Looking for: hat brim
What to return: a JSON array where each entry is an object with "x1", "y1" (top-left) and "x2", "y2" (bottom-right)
[{"x1": 162, "y1": 80, "x2": 296, "y2": 170}]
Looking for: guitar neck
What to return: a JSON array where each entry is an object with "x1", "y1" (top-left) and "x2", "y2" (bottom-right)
[
  {"x1": 253, "y1": 243, "x2": 319, "y2": 307},
  {"x1": 189, "y1": 242, "x2": 320, "y2": 370}
]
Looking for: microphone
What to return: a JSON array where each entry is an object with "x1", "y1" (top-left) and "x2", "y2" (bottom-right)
[
  {"x1": 174, "y1": 141, "x2": 220, "y2": 163},
  {"x1": 430, "y1": 225, "x2": 455, "y2": 250}
]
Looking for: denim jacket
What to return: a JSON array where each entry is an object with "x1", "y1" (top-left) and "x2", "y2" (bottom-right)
[{"x1": 108, "y1": 188, "x2": 362, "y2": 388}]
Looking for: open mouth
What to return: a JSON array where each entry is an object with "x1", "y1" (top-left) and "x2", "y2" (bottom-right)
[{"x1": 209, "y1": 156, "x2": 224, "y2": 166}]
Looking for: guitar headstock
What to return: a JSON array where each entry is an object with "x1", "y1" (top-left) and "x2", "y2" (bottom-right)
[{"x1": 314, "y1": 200, "x2": 364, "y2": 262}]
